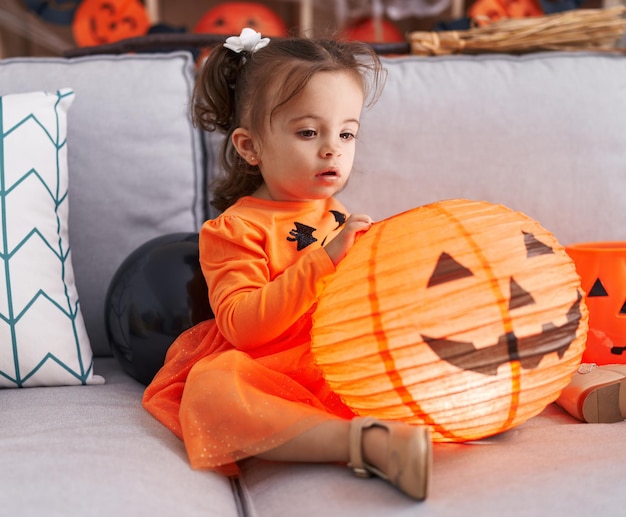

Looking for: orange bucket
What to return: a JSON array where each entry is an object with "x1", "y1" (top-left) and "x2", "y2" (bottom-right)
[{"x1": 566, "y1": 242, "x2": 626, "y2": 365}]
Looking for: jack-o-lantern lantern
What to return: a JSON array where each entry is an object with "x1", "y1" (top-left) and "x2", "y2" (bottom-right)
[
  {"x1": 311, "y1": 199, "x2": 587, "y2": 442},
  {"x1": 193, "y1": 2, "x2": 288, "y2": 37},
  {"x1": 72, "y1": 0, "x2": 150, "y2": 47},
  {"x1": 566, "y1": 242, "x2": 626, "y2": 365}
]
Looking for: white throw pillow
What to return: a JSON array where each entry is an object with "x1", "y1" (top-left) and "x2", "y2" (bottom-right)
[{"x1": 0, "y1": 89, "x2": 103, "y2": 388}]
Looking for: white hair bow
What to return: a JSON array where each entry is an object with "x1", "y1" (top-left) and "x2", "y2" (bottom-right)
[{"x1": 223, "y1": 28, "x2": 270, "y2": 54}]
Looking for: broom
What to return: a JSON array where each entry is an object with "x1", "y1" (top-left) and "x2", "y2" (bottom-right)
[{"x1": 409, "y1": 6, "x2": 626, "y2": 55}]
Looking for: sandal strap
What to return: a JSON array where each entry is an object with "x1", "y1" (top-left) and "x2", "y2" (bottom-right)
[
  {"x1": 348, "y1": 417, "x2": 377, "y2": 478},
  {"x1": 347, "y1": 417, "x2": 432, "y2": 501}
]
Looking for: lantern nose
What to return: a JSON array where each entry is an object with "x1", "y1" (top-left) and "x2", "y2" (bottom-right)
[{"x1": 509, "y1": 277, "x2": 535, "y2": 311}]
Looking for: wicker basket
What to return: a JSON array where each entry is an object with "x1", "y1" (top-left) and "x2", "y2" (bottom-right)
[{"x1": 409, "y1": 7, "x2": 626, "y2": 56}]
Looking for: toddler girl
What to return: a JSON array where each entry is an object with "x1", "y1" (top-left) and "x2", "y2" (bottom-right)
[{"x1": 143, "y1": 28, "x2": 432, "y2": 501}]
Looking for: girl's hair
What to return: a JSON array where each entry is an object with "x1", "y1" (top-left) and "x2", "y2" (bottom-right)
[{"x1": 192, "y1": 36, "x2": 386, "y2": 212}]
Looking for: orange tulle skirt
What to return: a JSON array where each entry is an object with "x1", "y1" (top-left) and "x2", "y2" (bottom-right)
[{"x1": 142, "y1": 319, "x2": 354, "y2": 476}]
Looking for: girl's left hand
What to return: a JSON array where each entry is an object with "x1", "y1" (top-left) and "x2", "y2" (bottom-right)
[{"x1": 324, "y1": 213, "x2": 372, "y2": 266}]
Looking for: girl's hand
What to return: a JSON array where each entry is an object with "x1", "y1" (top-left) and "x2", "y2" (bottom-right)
[{"x1": 324, "y1": 213, "x2": 373, "y2": 266}]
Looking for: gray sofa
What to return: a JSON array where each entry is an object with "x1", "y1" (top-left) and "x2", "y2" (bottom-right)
[{"x1": 2, "y1": 49, "x2": 626, "y2": 516}]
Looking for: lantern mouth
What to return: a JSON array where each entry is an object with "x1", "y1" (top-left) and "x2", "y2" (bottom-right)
[{"x1": 422, "y1": 292, "x2": 583, "y2": 376}]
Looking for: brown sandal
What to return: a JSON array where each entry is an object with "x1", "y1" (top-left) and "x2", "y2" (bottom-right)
[
  {"x1": 557, "y1": 363, "x2": 626, "y2": 423},
  {"x1": 348, "y1": 417, "x2": 432, "y2": 501}
]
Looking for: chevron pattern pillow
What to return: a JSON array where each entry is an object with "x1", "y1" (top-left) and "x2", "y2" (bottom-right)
[{"x1": 0, "y1": 89, "x2": 104, "y2": 388}]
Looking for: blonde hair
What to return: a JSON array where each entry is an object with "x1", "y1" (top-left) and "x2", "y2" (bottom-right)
[{"x1": 192, "y1": 37, "x2": 385, "y2": 213}]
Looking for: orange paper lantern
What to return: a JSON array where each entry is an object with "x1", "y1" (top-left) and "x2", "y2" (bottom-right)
[
  {"x1": 72, "y1": 0, "x2": 150, "y2": 47},
  {"x1": 566, "y1": 242, "x2": 626, "y2": 365},
  {"x1": 311, "y1": 199, "x2": 588, "y2": 442}
]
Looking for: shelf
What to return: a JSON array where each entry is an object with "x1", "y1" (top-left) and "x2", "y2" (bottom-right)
[{"x1": 142, "y1": 0, "x2": 465, "y2": 37}]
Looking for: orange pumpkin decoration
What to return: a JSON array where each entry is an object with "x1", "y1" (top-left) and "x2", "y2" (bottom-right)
[
  {"x1": 72, "y1": 0, "x2": 150, "y2": 47},
  {"x1": 341, "y1": 18, "x2": 404, "y2": 43},
  {"x1": 193, "y1": 2, "x2": 288, "y2": 37},
  {"x1": 566, "y1": 242, "x2": 626, "y2": 365},
  {"x1": 311, "y1": 199, "x2": 587, "y2": 442},
  {"x1": 469, "y1": 0, "x2": 543, "y2": 26}
]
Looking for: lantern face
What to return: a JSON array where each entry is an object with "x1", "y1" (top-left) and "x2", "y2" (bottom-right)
[
  {"x1": 311, "y1": 199, "x2": 588, "y2": 442},
  {"x1": 72, "y1": 0, "x2": 150, "y2": 47},
  {"x1": 566, "y1": 242, "x2": 626, "y2": 365},
  {"x1": 193, "y1": 2, "x2": 288, "y2": 37}
]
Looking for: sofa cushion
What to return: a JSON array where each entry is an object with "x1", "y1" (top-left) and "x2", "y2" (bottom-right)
[
  {"x1": 238, "y1": 406, "x2": 626, "y2": 516},
  {"x1": 0, "y1": 88, "x2": 103, "y2": 388},
  {"x1": 338, "y1": 52, "x2": 626, "y2": 246},
  {"x1": 0, "y1": 358, "x2": 241, "y2": 516},
  {"x1": 0, "y1": 52, "x2": 205, "y2": 356}
]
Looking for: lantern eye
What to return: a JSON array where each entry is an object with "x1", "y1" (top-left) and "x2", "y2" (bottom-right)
[
  {"x1": 620, "y1": 301, "x2": 626, "y2": 315},
  {"x1": 427, "y1": 252, "x2": 473, "y2": 287},
  {"x1": 588, "y1": 278, "x2": 609, "y2": 297},
  {"x1": 523, "y1": 231, "x2": 554, "y2": 257},
  {"x1": 509, "y1": 278, "x2": 535, "y2": 310}
]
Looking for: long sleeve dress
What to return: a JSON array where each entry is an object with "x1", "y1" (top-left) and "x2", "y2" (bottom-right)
[{"x1": 142, "y1": 196, "x2": 356, "y2": 476}]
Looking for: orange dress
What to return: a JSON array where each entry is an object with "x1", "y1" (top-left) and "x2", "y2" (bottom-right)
[{"x1": 142, "y1": 196, "x2": 356, "y2": 476}]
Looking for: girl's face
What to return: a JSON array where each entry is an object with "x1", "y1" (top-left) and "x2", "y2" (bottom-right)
[{"x1": 251, "y1": 71, "x2": 365, "y2": 203}]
